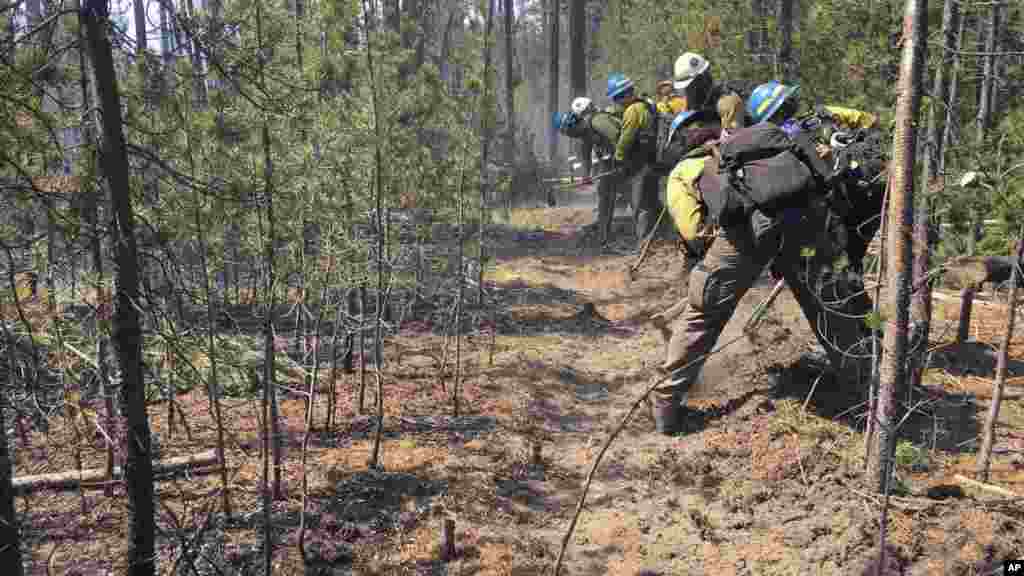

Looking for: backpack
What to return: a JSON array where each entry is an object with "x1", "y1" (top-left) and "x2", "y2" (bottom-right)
[
  {"x1": 651, "y1": 105, "x2": 685, "y2": 167},
  {"x1": 702, "y1": 122, "x2": 829, "y2": 227},
  {"x1": 826, "y1": 127, "x2": 887, "y2": 273},
  {"x1": 628, "y1": 98, "x2": 663, "y2": 155},
  {"x1": 658, "y1": 109, "x2": 722, "y2": 168},
  {"x1": 560, "y1": 110, "x2": 621, "y2": 154},
  {"x1": 587, "y1": 109, "x2": 623, "y2": 154}
]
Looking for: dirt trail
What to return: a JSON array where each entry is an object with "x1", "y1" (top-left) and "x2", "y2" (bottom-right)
[
  {"x1": 13, "y1": 193, "x2": 1024, "y2": 575},
  {"x1": 473, "y1": 198, "x2": 1024, "y2": 576}
]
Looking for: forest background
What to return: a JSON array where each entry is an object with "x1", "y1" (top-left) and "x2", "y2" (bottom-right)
[{"x1": 1, "y1": 0, "x2": 1023, "y2": 573}]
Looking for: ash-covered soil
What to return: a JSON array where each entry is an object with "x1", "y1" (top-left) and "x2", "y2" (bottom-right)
[{"x1": 11, "y1": 191, "x2": 1024, "y2": 575}]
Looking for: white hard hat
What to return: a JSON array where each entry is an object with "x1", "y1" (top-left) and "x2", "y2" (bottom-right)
[
  {"x1": 673, "y1": 52, "x2": 710, "y2": 91},
  {"x1": 570, "y1": 97, "x2": 594, "y2": 115}
]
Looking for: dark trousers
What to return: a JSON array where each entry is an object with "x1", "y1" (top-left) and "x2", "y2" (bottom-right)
[
  {"x1": 628, "y1": 163, "x2": 665, "y2": 244},
  {"x1": 656, "y1": 206, "x2": 873, "y2": 403}
]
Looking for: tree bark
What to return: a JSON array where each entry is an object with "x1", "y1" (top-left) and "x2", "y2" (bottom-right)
[
  {"x1": 504, "y1": 0, "x2": 516, "y2": 166},
  {"x1": 0, "y1": 347, "x2": 24, "y2": 574},
  {"x1": 569, "y1": 0, "x2": 587, "y2": 176},
  {"x1": 133, "y1": 0, "x2": 147, "y2": 57},
  {"x1": 968, "y1": 2, "x2": 1000, "y2": 257},
  {"x1": 976, "y1": 2, "x2": 1000, "y2": 136},
  {"x1": 939, "y1": 9, "x2": 964, "y2": 175},
  {"x1": 920, "y1": 0, "x2": 958, "y2": 189},
  {"x1": 479, "y1": 0, "x2": 495, "y2": 305},
  {"x1": 12, "y1": 450, "x2": 218, "y2": 495},
  {"x1": 910, "y1": 0, "x2": 957, "y2": 394},
  {"x1": 439, "y1": 7, "x2": 458, "y2": 87},
  {"x1": 253, "y1": 0, "x2": 280, "y2": 571},
  {"x1": 365, "y1": 0, "x2": 387, "y2": 470},
  {"x1": 547, "y1": 0, "x2": 560, "y2": 165},
  {"x1": 82, "y1": 1, "x2": 157, "y2": 573},
  {"x1": 868, "y1": 0, "x2": 925, "y2": 495},
  {"x1": 976, "y1": 230, "x2": 1024, "y2": 481},
  {"x1": 776, "y1": 0, "x2": 795, "y2": 83}
]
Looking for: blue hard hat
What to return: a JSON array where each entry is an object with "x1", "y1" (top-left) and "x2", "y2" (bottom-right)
[
  {"x1": 666, "y1": 110, "x2": 700, "y2": 146},
  {"x1": 670, "y1": 110, "x2": 699, "y2": 132},
  {"x1": 747, "y1": 81, "x2": 800, "y2": 124},
  {"x1": 607, "y1": 73, "x2": 635, "y2": 100},
  {"x1": 552, "y1": 111, "x2": 565, "y2": 131}
]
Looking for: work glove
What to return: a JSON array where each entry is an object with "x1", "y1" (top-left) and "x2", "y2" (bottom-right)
[
  {"x1": 814, "y1": 105, "x2": 836, "y2": 123},
  {"x1": 612, "y1": 158, "x2": 632, "y2": 180},
  {"x1": 830, "y1": 131, "x2": 855, "y2": 150}
]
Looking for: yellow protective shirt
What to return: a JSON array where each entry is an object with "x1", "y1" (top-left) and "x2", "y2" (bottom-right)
[
  {"x1": 823, "y1": 105, "x2": 877, "y2": 130},
  {"x1": 657, "y1": 95, "x2": 688, "y2": 115},
  {"x1": 666, "y1": 157, "x2": 709, "y2": 243},
  {"x1": 615, "y1": 100, "x2": 652, "y2": 162}
]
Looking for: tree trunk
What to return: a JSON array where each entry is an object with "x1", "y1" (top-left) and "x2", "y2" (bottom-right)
[
  {"x1": 868, "y1": 0, "x2": 926, "y2": 496},
  {"x1": 133, "y1": 0, "x2": 147, "y2": 57},
  {"x1": 910, "y1": 0, "x2": 957, "y2": 393},
  {"x1": 387, "y1": 0, "x2": 400, "y2": 34},
  {"x1": 0, "y1": 340, "x2": 23, "y2": 574},
  {"x1": 186, "y1": 103, "x2": 232, "y2": 516},
  {"x1": 479, "y1": 0, "x2": 495, "y2": 305},
  {"x1": 365, "y1": 0, "x2": 387, "y2": 471},
  {"x1": 569, "y1": 0, "x2": 587, "y2": 176},
  {"x1": 82, "y1": 2, "x2": 156, "y2": 573},
  {"x1": 504, "y1": 0, "x2": 516, "y2": 166},
  {"x1": 939, "y1": 10, "x2": 964, "y2": 175},
  {"x1": 976, "y1": 2, "x2": 1000, "y2": 137},
  {"x1": 976, "y1": 230, "x2": 1024, "y2": 481},
  {"x1": 985, "y1": 2, "x2": 1003, "y2": 124},
  {"x1": 547, "y1": 0, "x2": 560, "y2": 165},
  {"x1": 747, "y1": 0, "x2": 766, "y2": 62},
  {"x1": 74, "y1": 0, "x2": 116, "y2": 496},
  {"x1": 776, "y1": 0, "x2": 795, "y2": 83},
  {"x1": 182, "y1": 0, "x2": 207, "y2": 106},
  {"x1": 253, "y1": 0, "x2": 279, "y2": 570},
  {"x1": 439, "y1": 8, "x2": 458, "y2": 87},
  {"x1": 968, "y1": 1, "x2": 1001, "y2": 257},
  {"x1": 358, "y1": 283, "x2": 367, "y2": 412},
  {"x1": 921, "y1": 0, "x2": 958, "y2": 189}
]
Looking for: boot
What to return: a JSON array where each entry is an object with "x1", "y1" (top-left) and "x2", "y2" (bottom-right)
[{"x1": 649, "y1": 396, "x2": 682, "y2": 436}]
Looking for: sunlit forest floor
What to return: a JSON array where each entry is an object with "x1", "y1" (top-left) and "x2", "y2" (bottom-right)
[{"x1": 11, "y1": 188, "x2": 1024, "y2": 575}]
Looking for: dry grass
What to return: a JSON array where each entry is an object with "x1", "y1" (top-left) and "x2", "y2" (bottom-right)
[{"x1": 500, "y1": 207, "x2": 593, "y2": 231}]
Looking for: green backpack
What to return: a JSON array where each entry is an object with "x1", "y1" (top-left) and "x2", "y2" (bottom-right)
[{"x1": 561, "y1": 109, "x2": 621, "y2": 155}]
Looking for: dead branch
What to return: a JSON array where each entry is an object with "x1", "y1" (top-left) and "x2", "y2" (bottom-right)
[
  {"x1": 953, "y1": 473, "x2": 1020, "y2": 499},
  {"x1": 628, "y1": 205, "x2": 669, "y2": 279},
  {"x1": 12, "y1": 449, "x2": 218, "y2": 495}
]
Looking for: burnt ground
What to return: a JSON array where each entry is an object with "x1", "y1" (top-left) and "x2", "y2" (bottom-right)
[{"x1": 10, "y1": 187, "x2": 1024, "y2": 575}]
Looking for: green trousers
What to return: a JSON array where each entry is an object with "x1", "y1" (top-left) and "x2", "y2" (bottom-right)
[{"x1": 656, "y1": 206, "x2": 873, "y2": 404}]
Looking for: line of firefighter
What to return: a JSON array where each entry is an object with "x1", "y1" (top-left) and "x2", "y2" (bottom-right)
[{"x1": 554, "y1": 52, "x2": 886, "y2": 436}]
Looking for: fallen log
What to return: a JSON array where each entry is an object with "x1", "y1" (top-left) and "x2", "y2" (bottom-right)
[
  {"x1": 931, "y1": 290, "x2": 1023, "y2": 307},
  {"x1": 953, "y1": 473, "x2": 1020, "y2": 499},
  {"x1": 12, "y1": 449, "x2": 218, "y2": 495},
  {"x1": 944, "y1": 255, "x2": 1019, "y2": 291}
]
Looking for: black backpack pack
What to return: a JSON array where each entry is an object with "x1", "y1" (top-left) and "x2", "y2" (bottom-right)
[
  {"x1": 657, "y1": 109, "x2": 722, "y2": 168},
  {"x1": 651, "y1": 105, "x2": 682, "y2": 167},
  {"x1": 700, "y1": 122, "x2": 831, "y2": 227},
  {"x1": 826, "y1": 127, "x2": 888, "y2": 273},
  {"x1": 626, "y1": 99, "x2": 666, "y2": 163}
]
